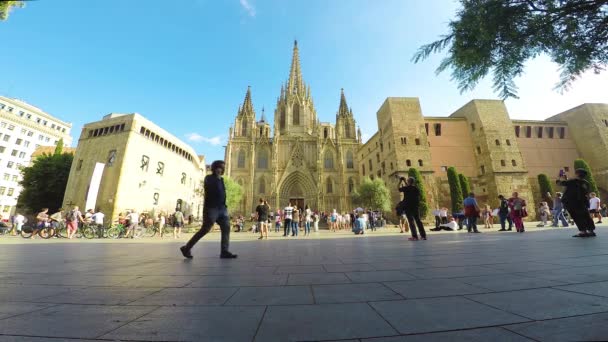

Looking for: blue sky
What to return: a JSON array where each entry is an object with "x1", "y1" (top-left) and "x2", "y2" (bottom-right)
[{"x1": 1, "y1": 0, "x2": 606, "y2": 162}]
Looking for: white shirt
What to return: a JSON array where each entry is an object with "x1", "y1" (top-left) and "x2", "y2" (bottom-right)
[
  {"x1": 128, "y1": 212, "x2": 139, "y2": 225},
  {"x1": 590, "y1": 197, "x2": 601, "y2": 210},
  {"x1": 433, "y1": 209, "x2": 441, "y2": 216},
  {"x1": 14, "y1": 214, "x2": 24, "y2": 224},
  {"x1": 439, "y1": 209, "x2": 448, "y2": 217},
  {"x1": 441, "y1": 220, "x2": 458, "y2": 230},
  {"x1": 92, "y1": 212, "x2": 105, "y2": 225},
  {"x1": 284, "y1": 206, "x2": 294, "y2": 219},
  {"x1": 305, "y1": 208, "x2": 312, "y2": 222}
]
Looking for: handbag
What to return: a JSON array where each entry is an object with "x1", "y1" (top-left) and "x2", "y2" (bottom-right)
[{"x1": 521, "y1": 208, "x2": 528, "y2": 218}]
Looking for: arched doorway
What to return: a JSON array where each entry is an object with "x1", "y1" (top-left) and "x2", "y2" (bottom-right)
[{"x1": 278, "y1": 171, "x2": 318, "y2": 210}]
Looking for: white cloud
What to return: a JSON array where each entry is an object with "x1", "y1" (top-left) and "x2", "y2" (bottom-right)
[
  {"x1": 239, "y1": 0, "x2": 256, "y2": 17},
  {"x1": 186, "y1": 133, "x2": 223, "y2": 146}
]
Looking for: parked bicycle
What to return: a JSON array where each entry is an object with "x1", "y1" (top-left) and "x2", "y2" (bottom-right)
[
  {"x1": 82, "y1": 224, "x2": 108, "y2": 239},
  {"x1": 107, "y1": 223, "x2": 144, "y2": 239},
  {"x1": 144, "y1": 224, "x2": 172, "y2": 238}
]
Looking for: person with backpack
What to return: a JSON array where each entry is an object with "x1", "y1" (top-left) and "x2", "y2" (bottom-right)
[
  {"x1": 66, "y1": 206, "x2": 84, "y2": 239},
  {"x1": 497, "y1": 195, "x2": 513, "y2": 231},
  {"x1": 508, "y1": 192, "x2": 527, "y2": 233},
  {"x1": 557, "y1": 168, "x2": 596, "y2": 237}
]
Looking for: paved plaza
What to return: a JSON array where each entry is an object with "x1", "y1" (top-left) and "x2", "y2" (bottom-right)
[{"x1": 1, "y1": 226, "x2": 608, "y2": 341}]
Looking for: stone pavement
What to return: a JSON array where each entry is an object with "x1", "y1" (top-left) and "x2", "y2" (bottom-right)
[{"x1": 1, "y1": 226, "x2": 608, "y2": 341}]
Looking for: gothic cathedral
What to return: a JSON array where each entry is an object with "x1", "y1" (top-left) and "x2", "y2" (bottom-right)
[{"x1": 225, "y1": 41, "x2": 361, "y2": 214}]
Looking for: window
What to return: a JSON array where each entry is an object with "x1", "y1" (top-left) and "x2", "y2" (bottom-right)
[
  {"x1": 280, "y1": 109, "x2": 286, "y2": 130},
  {"x1": 548, "y1": 127, "x2": 554, "y2": 138},
  {"x1": 8, "y1": 125, "x2": 14, "y2": 131},
  {"x1": 51, "y1": 124, "x2": 56, "y2": 129},
  {"x1": 514, "y1": 126, "x2": 520, "y2": 137},
  {"x1": 43, "y1": 120, "x2": 48, "y2": 126},
  {"x1": 36, "y1": 118, "x2": 41, "y2": 123},
  {"x1": 525, "y1": 126, "x2": 532, "y2": 138},
  {"x1": 390, "y1": 162, "x2": 393, "y2": 170},
  {"x1": 346, "y1": 151, "x2": 354, "y2": 169},
  {"x1": 0, "y1": 122, "x2": 5, "y2": 128},
  {"x1": 324, "y1": 150, "x2": 334, "y2": 169},
  {"x1": 76, "y1": 159, "x2": 83, "y2": 171},
  {"x1": 406, "y1": 159, "x2": 411, "y2": 167},
  {"x1": 476, "y1": 146, "x2": 481, "y2": 154},
  {"x1": 425, "y1": 123, "x2": 429, "y2": 135},
  {"x1": 348, "y1": 178, "x2": 355, "y2": 194},
  {"x1": 558, "y1": 127, "x2": 565, "y2": 139},
  {"x1": 20, "y1": 129, "x2": 26, "y2": 134},
  {"x1": 380, "y1": 143, "x2": 383, "y2": 152},
  {"x1": 506, "y1": 139, "x2": 511, "y2": 146},
  {"x1": 259, "y1": 178, "x2": 266, "y2": 194},
  {"x1": 501, "y1": 160, "x2": 506, "y2": 166},
  {"x1": 368, "y1": 159, "x2": 372, "y2": 171},
  {"x1": 6, "y1": 161, "x2": 13, "y2": 169},
  {"x1": 257, "y1": 150, "x2": 269, "y2": 169},
  {"x1": 7, "y1": 188, "x2": 14, "y2": 196},
  {"x1": 495, "y1": 139, "x2": 500, "y2": 146},
  {"x1": 415, "y1": 138, "x2": 420, "y2": 145},
  {"x1": 376, "y1": 153, "x2": 380, "y2": 163},
  {"x1": 11, "y1": 150, "x2": 17, "y2": 156},
  {"x1": 326, "y1": 178, "x2": 333, "y2": 193},
  {"x1": 7, "y1": 107, "x2": 13, "y2": 112},
  {"x1": 3, "y1": 135, "x2": 9, "y2": 142},
  {"x1": 434, "y1": 123, "x2": 441, "y2": 136},
  {"x1": 18, "y1": 111, "x2": 24, "y2": 117},
  {"x1": 0, "y1": 187, "x2": 5, "y2": 195},
  {"x1": 107, "y1": 150, "x2": 117, "y2": 166},
  {"x1": 18, "y1": 152, "x2": 25, "y2": 158},
  {"x1": 537, "y1": 126, "x2": 543, "y2": 138},
  {"x1": 45, "y1": 137, "x2": 50, "y2": 143},
  {"x1": 0, "y1": 146, "x2": 4, "y2": 153},
  {"x1": 23, "y1": 141, "x2": 30, "y2": 147},
  {"x1": 38, "y1": 135, "x2": 44, "y2": 141},
  {"x1": 16, "y1": 139, "x2": 22, "y2": 145},
  {"x1": 480, "y1": 165, "x2": 485, "y2": 175},
  {"x1": 11, "y1": 175, "x2": 17, "y2": 182},
  {"x1": 27, "y1": 131, "x2": 33, "y2": 137},
  {"x1": 237, "y1": 150, "x2": 246, "y2": 168},
  {"x1": 241, "y1": 119, "x2": 247, "y2": 137},
  {"x1": 441, "y1": 166, "x2": 447, "y2": 172},
  {"x1": 471, "y1": 123, "x2": 476, "y2": 131},
  {"x1": 292, "y1": 104, "x2": 300, "y2": 125},
  {"x1": 401, "y1": 137, "x2": 407, "y2": 145},
  {"x1": 512, "y1": 159, "x2": 517, "y2": 166},
  {"x1": 362, "y1": 164, "x2": 366, "y2": 176},
  {"x1": 324, "y1": 128, "x2": 329, "y2": 139},
  {"x1": 0, "y1": 104, "x2": 4, "y2": 109},
  {"x1": 3, "y1": 174, "x2": 9, "y2": 181},
  {"x1": 418, "y1": 159, "x2": 423, "y2": 167},
  {"x1": 26, "y1": 114, "x2": 31, "y2": 119}
]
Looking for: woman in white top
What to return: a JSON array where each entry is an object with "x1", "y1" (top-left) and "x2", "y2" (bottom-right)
[
  {"x1": 304, "y1": 206, "x2": 312, "y2": 236},
  {"x1": 589, "y1": 193, "x2": 602, "y2": 224}
]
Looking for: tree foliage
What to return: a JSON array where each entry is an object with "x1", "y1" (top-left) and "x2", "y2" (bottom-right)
[
  {"x1": 0, "y1": 1, "x2": 24, "y2": 21},
  {"x1": 413, "y1": 0, "x2": 608, "y2": 99},
  {"x1": 574, "y1": 159, "x2": 599, "y2": 194},
  {"x1": 447, "y1": 167, "x2": 464, "y2": 213},
  {"x1": 537, "y1": 173, "x2": 554, "y2": 199},
  {"x1": 408, "y1": 168, "x2": 429, "y2": 217},
  {"x1": 458, "y1": 173, "x2": 471, "y2": 202},
  {"x1": 54, "y1": 138, "x2": 64, "y2": 155},
  {"x1": 352, "y1": 177, "x2": 392, "y2": 212},
  {"x1": 18, "y1": 152, "x2": 73, "y2": 214},
  {"x1": 223, "y1": 176, "x2": 244, "y2": 212}
]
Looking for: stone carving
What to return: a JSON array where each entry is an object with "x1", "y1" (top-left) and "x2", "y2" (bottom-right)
[
  {"x1": 156, "y1": 162, "x2": 164, "y2": 175},
  {"x1": 141, "y1": 155, "x2": 149, "y2": 171}
]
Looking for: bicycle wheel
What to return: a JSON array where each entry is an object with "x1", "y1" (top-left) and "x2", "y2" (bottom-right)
[
  {"x1": 39, "y1": 227, "x2": 53, "y2": 239},
  {"x1": 107, "y1": 226, "x2": 121, "y2": 239},
  {"x1": 144, "y1": 226, "x2": 156, "y2": 238},
  {"x1": 82, "y1": 226, "x2": 97, "y2": 239},
  {"x1": 134, "y1": 227, "x2": 145, "y2": 238},
  {"x1": 163, "y1": 225, "x2": 174, "y2": 237},
  {"x1": 20, "y1": 225, "x2": 34, "y2": 238}
]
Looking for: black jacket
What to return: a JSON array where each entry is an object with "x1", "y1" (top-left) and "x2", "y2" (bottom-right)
[{"x1": 204, "y1": 174, "x2": 226, "y2": 209}]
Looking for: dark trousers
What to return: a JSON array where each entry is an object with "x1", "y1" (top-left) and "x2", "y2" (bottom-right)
[
  {"x1": 284, "y1": 218, "x2": 292, "y2": 236},
  {"x1": 186, "y1": 206, "x2": 230, "y2": 253},
  {"x1": 441, "y1": 216, "x2": 448, "y2": 224},
  {"x1": 466, "y1": 215, "x2": 478, "y2": 232},
  {"x1": 434, "y1": 216, "x2": 441, "y2": 229},
  {"x1": 499, "y1": 213, "x2": 512, "y2": 230},
  {"x1": 568, "y1": 206, "x2": 596, "y2": 232},
  {"x1": 406, "y1": 210, "x2": 426, "y2": 238}
]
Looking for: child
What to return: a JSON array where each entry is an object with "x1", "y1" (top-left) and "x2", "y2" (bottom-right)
[{"x1": 538, "y1": 202, "x2": 550, "y2": 227}]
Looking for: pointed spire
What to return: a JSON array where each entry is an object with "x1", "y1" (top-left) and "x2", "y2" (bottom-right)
[
  {"x1": 287, "y1": 40, "x2": 304, "y2": 95},
  {"x1": 260, "y1": 106, "x2": 266, "y2": 123},
  {"x1": 239, "y1": 86, "x2": 255, "y2": 118},
  {"x1": 338, "y1": 88, "x2": 350, "y2": 117}
]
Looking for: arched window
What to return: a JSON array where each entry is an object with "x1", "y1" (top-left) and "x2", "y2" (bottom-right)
[
  {"x1": 406, "y1": 160, "x2": 412, "y2": 167},
  {"x1": 324, "y1": 150, "x2": 334, "y2": 169},
  {"x1": 495, "y1": 139, "x2": 500, "y2": 146},
  {"x1": 280, "y1": 109, "x2": 286, "y2": 129},
  {"x1": 346, "y1": 151, "x2": 354, "y2": 169},
  {"x1": 293, "y1": 104, "x2": 300, "y2": 125},
  {"x1": 512, "y1": 159, "x2": 517, "y2": 166},
  {"x1": 345, "y1": 124, "x2": 350, "y2": 138},
  {"x1": 326, "y1": 178, "x2": 333, "y2": 193},
  {"x1": 241, "y1": 120, "x2": 247, "y2": 137},
  {"x1": 506, "y1": 139, "x2": 511, "y2": 146},
  {"x1": 259, "y1": 178, "x2": 266, "y2": 194},
  {"x1": 418, "y1": 159, "x2": 423, "y2": 167},
  {"x1": 257, "y1": 150, "x2": 268, "y2": 169},
  {"x1": 237, "y1": 150, "x2": 246, "y2": 168},
  {"x1": 348, "y1": 178, "x2": 355, "y2": 193},
  {"x1": 362, "y1": 164, "x2": 366, "y2": 176}
]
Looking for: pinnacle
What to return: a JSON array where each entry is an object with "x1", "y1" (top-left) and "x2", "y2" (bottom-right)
[
  {"x1": 287, "y1": 40, "x2": 304, "y2": 95},
  {"x1": 239, "y1": 86, "x2": 255, "y2": 118},
  {"x1": 338, "y1": 88, "x2": 350, "y2": 117}
]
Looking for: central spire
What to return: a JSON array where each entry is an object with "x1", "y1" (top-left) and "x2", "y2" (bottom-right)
[
  {"x1": 239, "y1": 86, "x2": 255, "y2": 118},
  {"x1": 338, "y1": 88, "x2": 351, "y2": 117},
  {"x1": 287, "y1": 40, "x2": 304, "y2": 95}
]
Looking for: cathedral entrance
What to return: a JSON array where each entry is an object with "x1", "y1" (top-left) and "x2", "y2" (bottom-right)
[
  {"x1": 290, "y1": 198, "x2": 305, "y2": 210},
  {"x1": 279, "y1": 171, "x2": 317, "y2": 210}
]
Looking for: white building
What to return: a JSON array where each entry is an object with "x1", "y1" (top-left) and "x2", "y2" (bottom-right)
[{"x1": 0, "y1": 96, "x2": 72, "y2": 216}]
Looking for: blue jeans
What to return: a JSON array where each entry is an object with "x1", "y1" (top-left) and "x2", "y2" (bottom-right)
[
  {"x1": 499, "y1": 213, "x2": 512, "y2": 230},
  {"x1": 466, "y1": 216, "x2": 478, "y2": 232},
  {"x1": 304, "y1": 221, "x2": 311, "y2": 235},
  {"x1": 292, "y1": 221, "x2": 299, "y2": 236},
  {"x1": 275, "y1": 222, "x2": 281, "y2": 232},
  {"x1": 553, "y1": 207, "x2": 569, "y2": 227}
]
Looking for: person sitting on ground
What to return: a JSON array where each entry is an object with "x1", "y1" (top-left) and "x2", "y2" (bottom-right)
[
  {"x1": 352, "y1": 213, "x2": 366, "y2": 235},
  {"x1": 431, "y1": 216, "x2": 458, "y2": 231}
]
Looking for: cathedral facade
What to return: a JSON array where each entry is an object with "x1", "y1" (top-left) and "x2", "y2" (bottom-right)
[{"x1": 225, "y1": 41, "x2": 361, "y2": 214}]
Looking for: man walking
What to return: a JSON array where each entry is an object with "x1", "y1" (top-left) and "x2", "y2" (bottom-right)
[
  {"x1": 398, "y1": 177, "x2": 427, "y2": 241},
  {"x1": 497, "y1": 195, "x2": 513, "y2": 231},
  {"x1": 552, "y1": 192, "x2": 569, "y2": 227},
  {"x1": 180, "y1": 160, "x2": 237, "y2": 259},
  {"x1": 558, "y1": 168, "x2": 596, "y2": 237},
  {"x1": 463, "y1": 193, "x2": 481, "y2": 233}
]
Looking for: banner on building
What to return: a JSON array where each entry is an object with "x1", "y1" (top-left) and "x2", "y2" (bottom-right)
[{"x1": 85, "y1": 162, "x2": 105, "y2": 211}]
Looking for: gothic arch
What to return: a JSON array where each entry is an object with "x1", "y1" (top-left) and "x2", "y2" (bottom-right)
[
  {"x1": 257, "y1": 149, "x2": 269, "y2": 169},
  {"x1": 278, "y1": 171, "x2": 317, "y2": 209},
  {"x1": 324, "y1": 149, "x2": 334, "y2": 169},
  {"x1": 345, "y1": 150, "x2": 354, "y2": 169},
  {"x1": 293, "y1": 102, "x2": 300, "y2": 125},
  {"x1": 237, "y1": 149, "x2": 246, "y2": 168}
]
